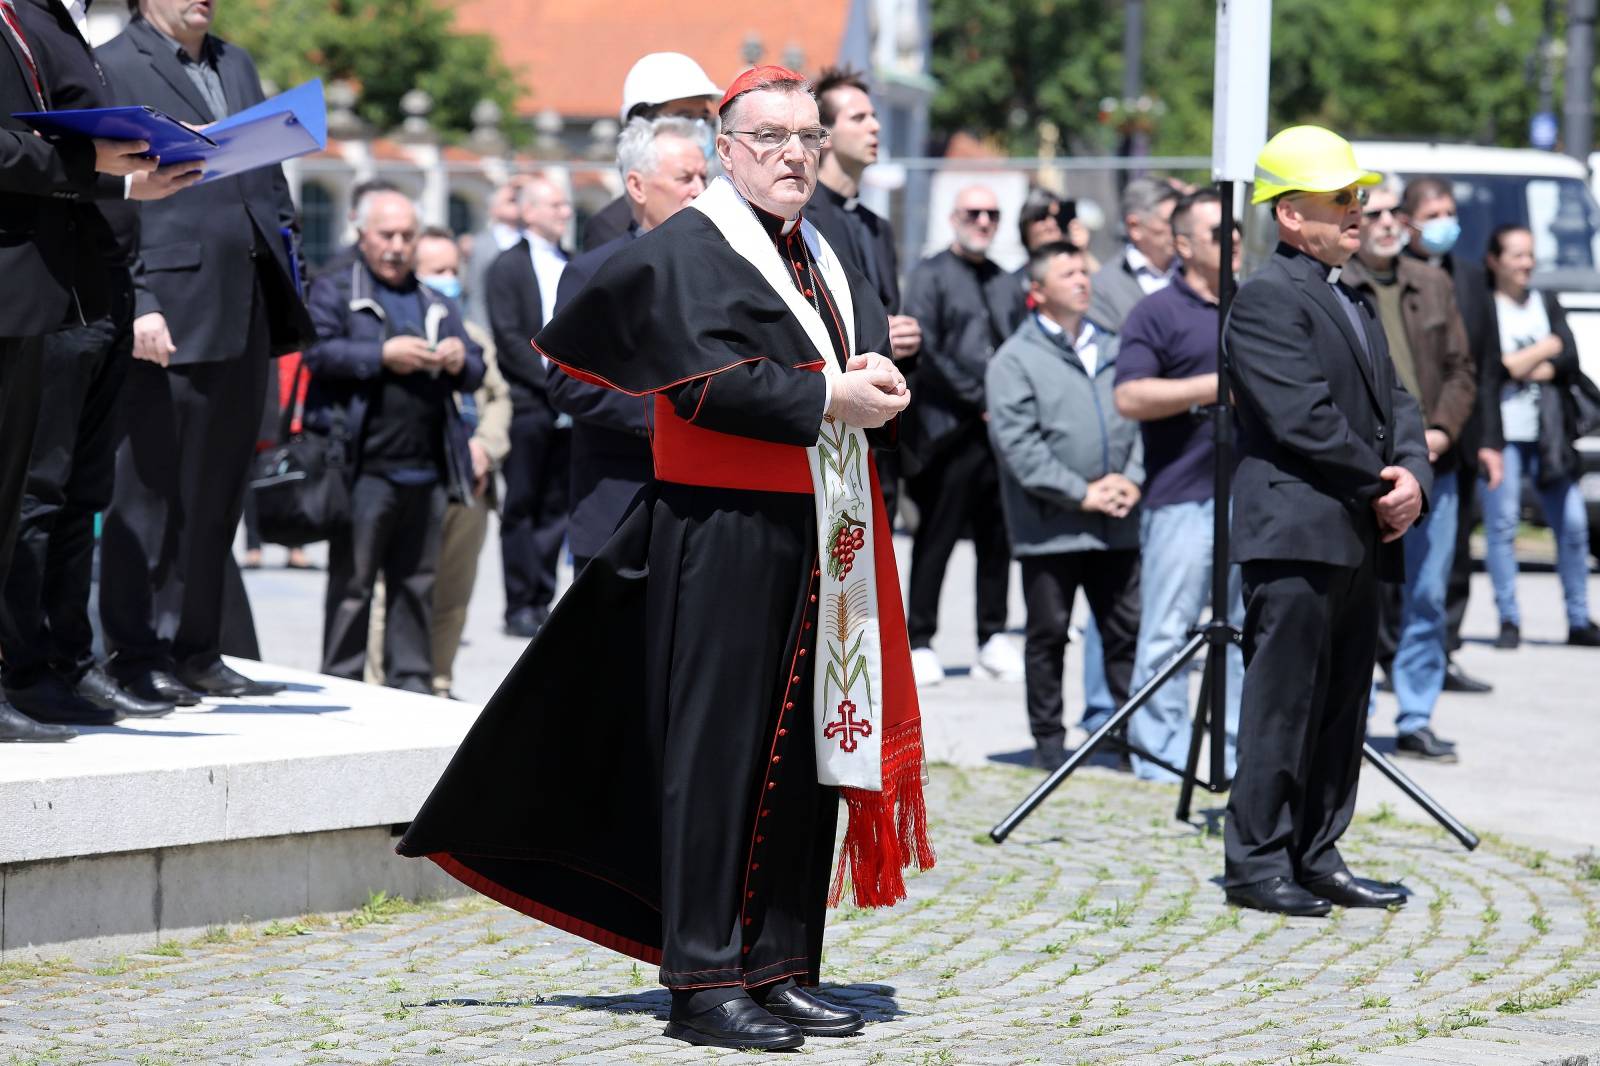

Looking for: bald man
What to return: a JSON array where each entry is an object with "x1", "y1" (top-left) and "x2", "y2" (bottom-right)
[
  {"x1": 900, "y1": 186, "x2": 1028, "y2": 687},
  {"x1": 486, "y1": 177, "x2": 574, "y2": 638}
]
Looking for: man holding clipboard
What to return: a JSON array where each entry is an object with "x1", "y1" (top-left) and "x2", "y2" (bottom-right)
[
  {"x1": 95, "y1": 0, "x2": 314, "y2": 707},
  {"x1": 0, "y1": 0, "x2": 183, "y2": 740}
]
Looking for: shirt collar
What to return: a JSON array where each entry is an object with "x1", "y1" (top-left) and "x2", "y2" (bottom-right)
[
  {"x1": 147, "y1": 20, "x2": 216, "y2": 65},
  {"x1": 1036, "y1": 311, "x2": 1095, "y2": 350},
  {"x1": 61, "y1": 0, "x2": 89, "y2": 31},
  {"x1": 527, "y1": 233, "x2": 564, "y2": 257},
  {"x1": 1125, "y1": 244, "x2": 1172, "y2": 279}
]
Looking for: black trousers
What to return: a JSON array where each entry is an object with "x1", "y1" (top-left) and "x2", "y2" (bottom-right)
[
  {"x1": 501, "y1": 399, "x2": 570, "y2": 618},
  {"x1": 100, "y1": 284, "x2": 269, "y2": 674},
  {"x1": 1019, "y1": 549, "x2": 1141, "y2": 748},
  {"x1": 323, "y1": 473, "x2": 446, "y2": 691},
  {"x1": 0, "y1": 314, "x2": 130, "y2": 689},
  {"x1": 1444, "y1": 461, "x2": 1479, "y2": 652},
  {"x1": 1224, "y1": 558, "x2": 1378, "y2": 888},
  {"x1": 647, "y1": 484, "x2": 837, "y2": 991},
  {"x1": 0, "y1": 336, "x2": 44, "y2": 583},
  {"x1": 906, "y1": 424, "x2": 1012, "y2": 647}
]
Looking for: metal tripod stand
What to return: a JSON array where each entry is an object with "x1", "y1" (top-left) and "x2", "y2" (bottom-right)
[{"x1": 990, "y1": 180, "x2": 1479, "y2": 852}]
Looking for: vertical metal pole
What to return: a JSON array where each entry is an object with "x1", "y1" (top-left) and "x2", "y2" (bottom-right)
[
  {"x1": 1123, "y1": 0, "x2": 1149, "y2": 165},
  {"x1": 1208, "y1": 179, "x2": 1236, "y2": 787},
  {"x1": 1563, "y1": 0, "x2": 1596, "y2": 161}
]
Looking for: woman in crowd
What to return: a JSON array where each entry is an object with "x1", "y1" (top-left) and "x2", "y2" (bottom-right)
[{"x1": 1481, "y1": 224, "x2": 1599, "y2": 648}]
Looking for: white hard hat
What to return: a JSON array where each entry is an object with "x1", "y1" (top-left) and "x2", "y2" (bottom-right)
[{"x1": 619, "y1": 53, "x2": 720, "y2": 124}]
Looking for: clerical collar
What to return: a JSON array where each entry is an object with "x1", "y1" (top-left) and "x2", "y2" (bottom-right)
[
  {"x1": 724, "y1": 178, "x2": 802, "y2": 242},
  {"x1": 818, "y1": 182, "x2": 860, "y2": 212}
]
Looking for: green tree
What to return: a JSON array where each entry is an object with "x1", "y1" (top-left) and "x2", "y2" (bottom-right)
[
  {"x1": 931, "y1": 0, "x2": 1551, "y2": 157},
  {"x1": 213, "y1": 0, "x2": 522, "y2": 141}
]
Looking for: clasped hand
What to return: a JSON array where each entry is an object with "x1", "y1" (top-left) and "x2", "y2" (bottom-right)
[
  {"x1": 1373, "y1": 465, "x2": 1423, "y2": 543},
  {"x1": 1082, "y1": 474, "x2": 1140, "y2": 517},
  {"x1": 826, "y1": 351, "x2": 910, "y2": 429}
]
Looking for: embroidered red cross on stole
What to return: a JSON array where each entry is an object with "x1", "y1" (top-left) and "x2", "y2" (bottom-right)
[{"x1": 824, "y1": 699, "x2": 872, "y2": 753}]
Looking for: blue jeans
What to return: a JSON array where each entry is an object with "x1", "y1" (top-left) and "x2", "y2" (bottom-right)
[
  {"x1": 1081, "y1": 617, "x2": 1114, "y2": 732},
  {"x1": 1125, "y1": 498, "x2": 1242, "y2": 783},
  {"x1": 1482, "y1": 441, "x2": 1591, "y2": 629},
  {"x1": 1388, "y1": 472, "x2": 1459, "y2": 737}
]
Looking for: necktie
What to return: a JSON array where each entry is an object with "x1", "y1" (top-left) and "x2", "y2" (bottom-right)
[{"x1": 0, "y1": 0, "x2": 42, "y2": 102}]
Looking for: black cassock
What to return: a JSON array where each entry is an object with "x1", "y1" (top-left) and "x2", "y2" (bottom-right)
[{"x1": 397, "y1": 201, "x2": 895, "y2": 992}]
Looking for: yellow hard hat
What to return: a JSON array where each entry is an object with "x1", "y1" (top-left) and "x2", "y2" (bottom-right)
[{"x1": 1251, "y1": 125, "x2": 1382, "y2": 205}]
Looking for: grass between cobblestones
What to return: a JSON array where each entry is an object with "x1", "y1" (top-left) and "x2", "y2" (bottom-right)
[{"x1": 0, "y1": 764, "x2": 1596, "y2": 1065}]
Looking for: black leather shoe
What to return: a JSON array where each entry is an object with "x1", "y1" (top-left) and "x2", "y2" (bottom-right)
[
  {"x1": 1033, "y1": 743, "x2": 1066, "y2": 772},
  {"x1": 663, "y1": 996, "x2": 804, "y2": 1050},
  {"x1": 0, "y1": 701, "x2": 77, "y2": 742},
  {"x1": 1302, "y1": 870, "x2": 1407, "y2": 908},
  {"x1": 177, "y1": 660, "x2": 285, "y2": 698},
  {"x1": 1225, "y1": 877, "x2": 1332, "y2": 917},
  {"x1": 759, "y1": 985, "x2": 864, "y2": 1037},
  {"x1": 1443, "y1": 660, "x2": 1492, "y2": 694},
  {"x1": 120, "y1": 667, "x2": 202, "y2": 707},
  {"x1": 6, "y1": 674, "x2": 122, "y2": 725},
  {"x1": 76, "y1": 665, "x2": 173, "y2": 718},
  {"x1": 1396, "y1": 726, "x2": 1458, "y2": 763},
  {"x1": 1568, "y1": 621, "x2": 1600, "y2": 647},
  {"x1": 1495, "y1": 621, "x2": 1520, "y2": 649},
  {"x1": 503, "y1": 606, "x2": 548, "y2": 639}
]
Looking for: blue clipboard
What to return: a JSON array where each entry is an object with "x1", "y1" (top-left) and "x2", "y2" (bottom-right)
[{"x1": 14, "y1": 79, "x2": 328, "y2": 185}]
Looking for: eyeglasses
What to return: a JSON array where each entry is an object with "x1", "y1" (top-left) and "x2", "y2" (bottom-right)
[
  {"x1": 960, "y1": 208, "x2": 1001, "y2": 222},
  {"x1": 725, "y1": 126, "x2": 830, "y2": 151},
  {"x1": 1210, "y1": 224, "x2": 1245, "y2": 244},
  {"x1": 1362, "y1": 205, "x2": 1398, "y2": 220},
  {"x1": 1297, "y1": 187, "x2": 1369, "y2": 208}
]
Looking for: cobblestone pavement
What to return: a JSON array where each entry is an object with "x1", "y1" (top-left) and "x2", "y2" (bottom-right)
[{"x1": 3, "y1": 765, "x2": 1598, "y2": 1065}]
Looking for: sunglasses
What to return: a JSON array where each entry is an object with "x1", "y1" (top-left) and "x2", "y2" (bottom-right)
[
  {"x1": 1210, "y1": 224, "x2": 1245, "y2": 243},
  {"x1": 1362, "y1": 205, "x2": 1398, "y2": 220},
  {"x1": 960, "y1": 208, "x2": 1000, "y2": 222},
  {"x1": 1295, "y1": 187, "x2": 1369, "y2": 208}
]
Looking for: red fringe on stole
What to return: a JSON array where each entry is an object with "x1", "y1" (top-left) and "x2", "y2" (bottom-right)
[{"x1": 828, "y1": 461, "x2": 937, "y2": 908}]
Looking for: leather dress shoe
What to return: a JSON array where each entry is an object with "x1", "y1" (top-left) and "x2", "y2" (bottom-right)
[
  {"x1": 503, "y1": 606, "x2": 548, "y2": 639},
  {"x1": 0, "y1": 701, "x2": 77, "y2": 742},
  {"x1": 6, "y1": 674, "x2": 122, "y2": 726},
  {"x1": 1495, "y1": 621, "x2": 1520, "y2": 649},
  {"x1": 120, "y1": 667, "x2": 202, "y2": 707},
  {"x1": 1396, "y1": 726, "x2": 1458, "y2": 762},
  {"x1": 1443, "y1": 660, "x2": 1492, "y2": 694},
  {"x1": 77, "y1": 665, "x2": 172, "y2": 718},
  {"x1": 177, "y1": 660, "x2": 285, "y2": 698},
  {"x1": 1302, "y1": 870, "x2": 1407, "y2": 909},
  {"x1": 663, "y1": 996, "x2": 804, "y2": 1050},
  {"x1": 759, "y1": 985, "x2": 864, "y2": 1037},
  {"x1": 1568, "y1": 621, "x2": 1600, "y2": 647},
  {"x1": 1225, "y1": 877, "x2": 1332, "y2": 917}
]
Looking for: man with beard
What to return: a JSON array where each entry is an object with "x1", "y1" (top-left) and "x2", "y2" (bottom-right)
[
  {"x1": 901, "y1": 186, "x2": 1027, "y2": 686},
  {"x1": 397, "y1": 67, "x2": 933, "y2": 1051}
]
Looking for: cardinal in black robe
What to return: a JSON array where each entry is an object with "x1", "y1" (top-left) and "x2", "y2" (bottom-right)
[{"x1": 396, "y1": 68, "x2": 934, "y2": 1052}]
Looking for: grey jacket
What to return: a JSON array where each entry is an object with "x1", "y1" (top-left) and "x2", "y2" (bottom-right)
[
  {"x1": 1085, "y1": 247, "x2": 1150, "y2": 332},
  {"x1": 985, "y1": 314, "x2": 1144, "y2": 555}
]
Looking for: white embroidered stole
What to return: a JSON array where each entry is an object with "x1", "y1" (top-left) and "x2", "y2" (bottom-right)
[{"x1": 690, "y1": 179, "x2": 884, "y2": 792}]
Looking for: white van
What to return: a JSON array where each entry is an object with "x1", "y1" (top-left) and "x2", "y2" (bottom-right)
[{"x1": 1245, "y1": 142, "x2": 1600, "y2": 562}]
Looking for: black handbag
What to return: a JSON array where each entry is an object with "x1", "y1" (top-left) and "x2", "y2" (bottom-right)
[
  {"x1": 1566, "y1": 367, "x2": 1600, "y2": 440},
  {"x1": 249, "y1": 360, "x2": 350, "y2": 546}
]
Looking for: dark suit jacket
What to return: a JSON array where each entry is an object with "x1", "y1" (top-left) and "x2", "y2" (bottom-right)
[
  {"x1": 805, "y1": 182, "x2": 901, "y2": 314},
  {"x1": 485, "y1": 238, "x2": 549, "y2": 410},
  {"x1": 580, "y1": 195, "x2": 632, "y2": 254},
  {"x1": 96, "y1": 17, "x2": 311, "y2": 363},
  {"x1": 1228, "y1": 243, "x2": 1432, "y2": 581},
  {"x1": 544, "y1": 232, "x2": 653, "y2": 560},
  {"x1": 1085, "y1": 246, "x2": 1150, "y2": 332},
  {"x1": 0, "y1": 10, "x2": 99, "y2": 336}
]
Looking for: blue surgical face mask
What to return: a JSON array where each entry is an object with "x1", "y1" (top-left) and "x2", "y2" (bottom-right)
[
  {"x1": 1418, "y1": 215, "x2": 1461, "y2": 256},
  {"x1": 419, "y1": 274, "x2": 463, "y2": 301}
]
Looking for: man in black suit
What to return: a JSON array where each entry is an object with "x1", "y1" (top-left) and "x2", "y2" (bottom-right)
[
  {"x1": 0, "y1": 0, "x2": 155, "y2": 741},
  {"x1": 805, "y1": 66, "x2": 920, "y2": 521},
  {"x1": 95, "y1": 0, "x2": 314, "y2": 705},
  {"x1": 1, "y1": 0, "x2": 201, "y2": 729},
  {"x1": 1223, "y1": 127, "x2": 1431, "y2": 917},
  {"x1": 546, "y1": 117, "x2": 706, "y2": 572},
  {"x1": 487, "y1": 176, "x2": 571, "y2": 637}
]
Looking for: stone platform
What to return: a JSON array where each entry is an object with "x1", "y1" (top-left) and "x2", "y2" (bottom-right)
[{"x1": 0, "y1": 659, "x2": 475, "y2": 960}]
